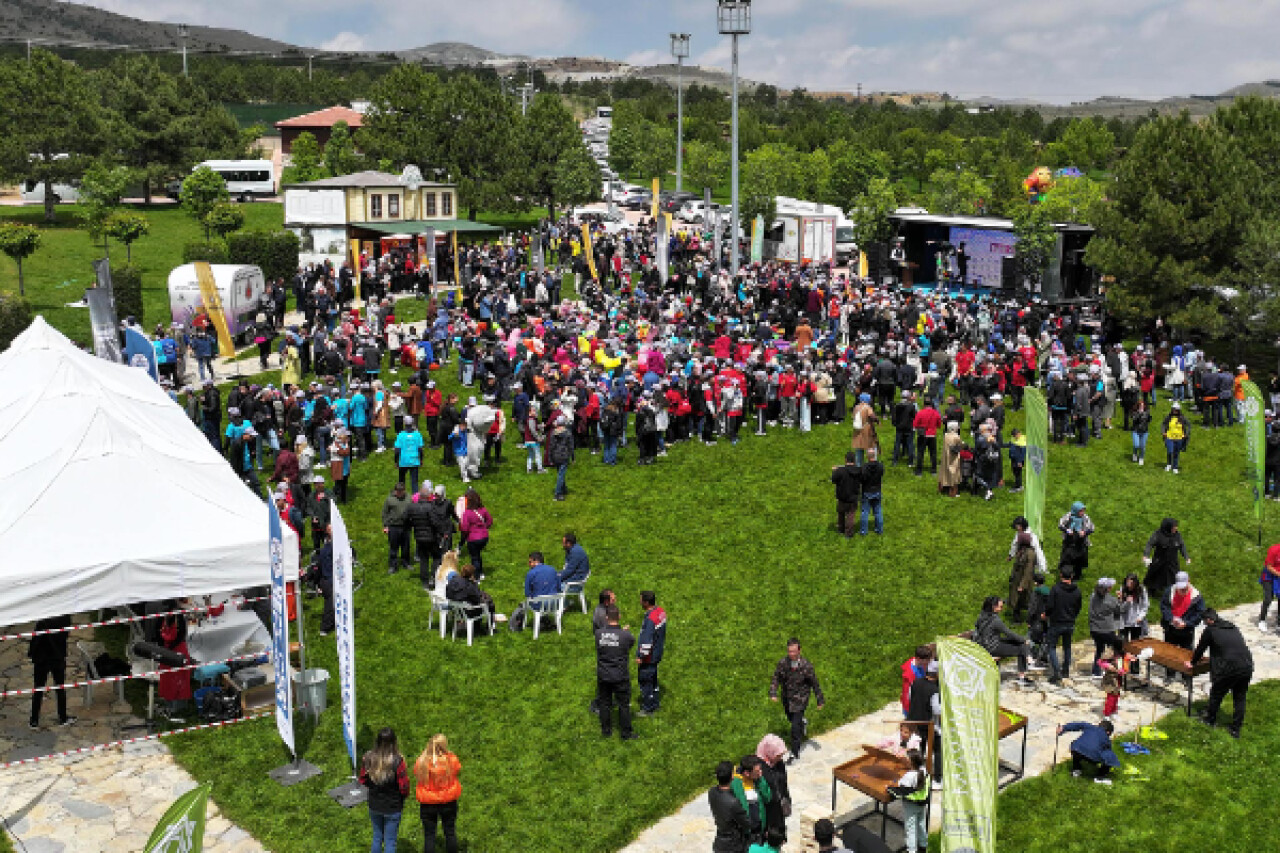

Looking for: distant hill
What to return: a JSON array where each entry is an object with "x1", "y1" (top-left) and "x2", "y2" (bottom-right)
[{"x1": 0, "y1": 0, "x2": 298, "y2": 54}]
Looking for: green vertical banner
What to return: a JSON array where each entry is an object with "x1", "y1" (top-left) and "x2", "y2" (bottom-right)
[
  {"x1": 937, "y1": 638, "x2": 999, "y2": 853},
  {"x1": 1023, "y1": 387, "x2": 1048, "y2": 541},
  {"x1": 145, "y1": 784, "x2": 209, "y2": 853},
  {"x1": 1243, "y1": 380, "x2": 1266, "y2": 531}
]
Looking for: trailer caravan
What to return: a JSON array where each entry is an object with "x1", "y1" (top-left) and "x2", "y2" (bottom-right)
[
  {"x1": 764, "y1": 196, "x2": 839, "y2": 265},
  {"x1": 167, "y1": 264, "x2": 267, "y2": 342}
]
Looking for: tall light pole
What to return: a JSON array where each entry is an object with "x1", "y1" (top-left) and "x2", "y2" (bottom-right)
[
  {"x1": 670, "y1": 33, "x2": 690, "y2": 193},
  {"x1": 177, "y1": 24, "x2": 188, "y2": 77},
  {"x1": 717, "y1": 1, "x2": 750, "y2": 276}
]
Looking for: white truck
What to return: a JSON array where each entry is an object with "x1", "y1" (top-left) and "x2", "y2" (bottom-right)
[
  {"x1": 835, "y1": 213, "x2": 857, "y2": 267},
  {"x1": 765, "y1": 196, "x2": 839, "y2": 265}
]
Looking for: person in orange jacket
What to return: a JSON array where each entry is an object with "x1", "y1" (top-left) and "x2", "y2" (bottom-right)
[{"x1": 415, "y1": 734, "x2": 462, "y2": 853}]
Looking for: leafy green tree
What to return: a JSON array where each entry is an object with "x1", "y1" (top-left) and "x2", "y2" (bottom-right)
[
  {"x1": 0, "y1": 289, "x2": 34, "y2": 351},
  {"x1": 206, "y1": 202, "x2": 246, "y2": 240},
  {"x1": 97, "y1": 56, "x2": 238, "y2": 204},
  {"x1": 0, "y1": 223, "x2": 42, "y2": 296},
  {"x1": 105, "y1": 212, "x2": 150, "y2": 263},
  {"x1": 323, "y1": 121, "x2": 360, "y2": 177},
  {"x1": 848, "y1": 177, "x2": 899, "y2": 246},
  {"x1": 519, "y1": 94, "x2": 599, "y2": 220},
  {"x1": 1086, "y1": 112, "x2": 1252, "y2": 336},
  {"x1": 0, "y1": 50, "x2": 104, "y2": 222},
  {"x1": 282, "y1": 132, "x2": 327, "y2": 184},
  {"x1": 77, "y1": 163, "x2": 133, "y2": 259},
  {"x1": 1045, "y1": 118, "x2": 1115, "y2": 173},
  {"x1": 1011, "y1": 203, "x2": 1058, "y2": 293},
  {"x1": 683, "y1": 140, "x2": 728, "y2": 196},
  {"x1": 436, "y1": 74, "x2": 521, "y2": 218},
  {"x1": 741, "y1": 143, "x2": 800, "y2": 226},
  {"x1": 358, "y1": 65, "x2": 446, "y2": 175},
  {"x1": 1037, "y1": 176, "x2": 1107, "y2": 225},
  {"x1": 925, "y1": 167, "x2": 990, "y2": 216},
  {"x1": 181, "y1": 166, "x2": 230, "y2": 242},
  {"x1": 825, "y1": 140, "x2": 890, "y2": 208},
  {"x1": 1212, "y1": 96, "x2": 1280, "y2": 211}
]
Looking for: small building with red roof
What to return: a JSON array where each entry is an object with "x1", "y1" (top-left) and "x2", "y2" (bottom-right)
[{"x1": 275, "y1": 106, "x2": 365, "y2": 155}]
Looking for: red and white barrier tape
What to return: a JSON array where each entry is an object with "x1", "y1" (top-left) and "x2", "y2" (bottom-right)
[
  {"x1": 0, "y1": 597, "x2": 272, "y2": 643},
  {"x1": 0, "y1": 711, "x2": 274, "y2": 770},
  {"x1": 1, "y1": 651, "x2": 271, "y2": 699}
]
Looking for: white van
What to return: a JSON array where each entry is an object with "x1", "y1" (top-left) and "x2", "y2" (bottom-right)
[
  {"x1": 168, "y1": 264, "x2": 267, "y2": 342},
  {"x1": 194, "y1": 160, "x2": 275, "y2": 201},
  {"x1": 836, "y1": 214, "x2": 857, "y2": 266}
]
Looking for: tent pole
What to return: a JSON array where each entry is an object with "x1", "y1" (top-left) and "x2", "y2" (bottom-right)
[{"x1": 294, "y1": 578, "x2": 311, "y2": 736}]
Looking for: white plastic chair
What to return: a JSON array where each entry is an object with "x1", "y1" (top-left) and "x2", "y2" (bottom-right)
[
  {"x1": 525, "y1": 594, "x2": 566, "y2": 639},
  {"x1": 77, "y1": 640, "x2": 126, "y2": 706},
  {"x1": 561, "y1": 577, "x2": 589, "y2": 615},
  {"x1": 449, "y1": 601, "x2": 493, "y2": 646},
  {"x1": 427, "y1": 591, "x2": 452, "y2": 638}
]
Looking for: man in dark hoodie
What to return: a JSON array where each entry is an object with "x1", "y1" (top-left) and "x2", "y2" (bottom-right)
[
  {"x1": 830, "y1": 452, "x2": 862, "y2": 538},
  {"x1": 1044, "y1": 568, "x2": 1082, "y2": 685},
  {"x1": 636, "y1": 590, "x2": 667, "y2": 715},
  {"x1": 891, "y1": 390, "x2": 918, "y2": 467},
  {"x1": 1188, "y1": 608, "x2": 1254, "y2": 738}
]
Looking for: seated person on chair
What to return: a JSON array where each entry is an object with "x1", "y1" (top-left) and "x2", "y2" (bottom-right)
[
  {"x1": 524, "y1": 551, "x2": 561, "y2": 610},
  {"x1": 445, "y1": 563, "x2": 495, "y2": 621},
  {"x1": 434, "y1": 549, "x2": 460, "y2": 596},
  {"x1": 972, "y1": 595, "x2": 1034, "y2": 682},
  {"x1": 558, "y1": 532, "x2": 590, "y2": 588}
]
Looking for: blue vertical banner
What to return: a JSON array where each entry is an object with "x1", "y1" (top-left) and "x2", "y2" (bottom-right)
[
  {"x1": 123, "y1": 325, "x2": 159, "y2": 381},
  {"x1": 331, "y1": 500, "x2": 357, "y2": 770},
  {"x1": 268, "y1": 502, "x2": 294, "y2": 757}
]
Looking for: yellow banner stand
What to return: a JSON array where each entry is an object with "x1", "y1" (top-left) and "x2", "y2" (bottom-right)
[
  {"x1": 581, "y1": 224, "x2": 598, "y2": 282},
  {"x1": 194, "y1": 261, "x2": 235, "y2": 357},
  {"x1": 651, "y1": 177, "x2": 660, "y2": 220},
  {"x1": 349, "y1": 239, "x2": 363, "y2": 304},
  {"x1": 452, "y1": 231, "x2": 461, "y2": 286}
]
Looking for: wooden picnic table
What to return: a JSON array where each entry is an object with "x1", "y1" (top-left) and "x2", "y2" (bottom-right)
[{"x1": 1125, "y1": 637, "x2": 1211, "y2": 716}]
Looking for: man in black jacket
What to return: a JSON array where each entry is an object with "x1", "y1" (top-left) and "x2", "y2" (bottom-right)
[
  {"x1": 381, "y1": 482, "x2": 412, "y2": 575},
  {"x1": 29, "y1": 615, "x2": 76, "y2": 729},
  {"x1": 1044, "y1": 568, "x2": 1082, "y2": 685},
  {"x1": 595, "y1": 605, "x2": 637, "y2": 740},
  {"x1": 407, "y1": 483, "x2": 447, "y2": 587},
  {"x1": 1189, "y1": 609, "x2": 1254, "y2": 738},
  {"x1": 891, "y1": 391, "x2": 918, "y2": 467},
  {"x1": 830, "y1": 452, "x2": 861, "y2": 538},
  {"x1": 859, "y1": 449, "x2": 885, "y2": 536},
  {"x1": 709, "y1": 760, "x2": 751, "y2": 853}
]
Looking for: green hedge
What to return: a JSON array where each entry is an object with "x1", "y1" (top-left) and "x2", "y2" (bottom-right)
[
  {"x1": 182, "y1": 240, "x2": 229, "y2": 264},
  {"x1": 111, "y1": 264, "x2": 144, "y2": 325},
  {"x1": 0, "y1": 290, "x2": 33, "y2": 352},
  {"x1": 227, "y1": 229, "x2": 300, "y2": 282}
]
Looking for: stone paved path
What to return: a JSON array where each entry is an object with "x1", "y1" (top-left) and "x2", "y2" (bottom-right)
[
  {"x1": 0, "y1": 621, "x2": 265, "y2": 852},
  {"x1": 620, "y1": 602, "x2": 1280, "y2": 853}
]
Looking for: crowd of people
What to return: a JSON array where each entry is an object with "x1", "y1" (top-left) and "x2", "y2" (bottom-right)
[{"x1": 140, "y1": 211, "x2": 1277, "y2": 853}]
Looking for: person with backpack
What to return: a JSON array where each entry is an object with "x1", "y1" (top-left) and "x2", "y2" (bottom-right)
[{"x1": 1162, "y1": 402, "x2": 1190, "y2": 473}]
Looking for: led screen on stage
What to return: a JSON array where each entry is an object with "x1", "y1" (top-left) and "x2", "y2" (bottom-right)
[{"x1": 950, "y1": 226, "x2": 1017, "y2": 288}]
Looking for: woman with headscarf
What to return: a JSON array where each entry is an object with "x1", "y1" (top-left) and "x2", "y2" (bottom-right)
[
  {"x1": 939, "y1": 421, "x2": 963, "y2": 497},
  {"x1": 755, "y1": 734, "x2": 791, "y2": 844},
  {"x1": 850, "y1": 392, "x2": 879, "y2": 465},
  {"x1": 1142, "y1": 518, "x2": 1190, "y2": 600}
]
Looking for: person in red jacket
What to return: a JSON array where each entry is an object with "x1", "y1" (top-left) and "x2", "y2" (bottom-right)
[
  {"x1": 421, "y1": 381, "x2": 443, "y2": 447},
  {"x1": 778, "y1": 365, "x2": 799, "y2": 428},
  {"x1": 913, "y1": 399, "x2": 943, "y2": 476},
  {"x1": 900, "y1": 645, "x2": 933, "y2": 716}
]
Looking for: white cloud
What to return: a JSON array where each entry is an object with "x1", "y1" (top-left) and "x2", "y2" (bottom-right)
[{"x1": 320, "y1": 32, "x2": 366, "y2": 52}]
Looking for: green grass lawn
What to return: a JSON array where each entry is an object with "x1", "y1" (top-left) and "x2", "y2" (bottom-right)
[
  {"x1": 997, "y1": 680, "x2": 1280, "y2": 853},
  {"x1": 154, "y1": 355, "x2": 1278, "y2": 851},
  {"x1": 0, "y1": 203, "x2": 284, "y2": 346}
]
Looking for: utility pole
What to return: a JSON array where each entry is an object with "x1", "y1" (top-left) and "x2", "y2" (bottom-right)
[
  {"x1": 178, "y1": 24, "x2": 188, "y2": 77},
  {"x1": 519, "y1": 83, "x2": 535, "y2": 116},
  {"x1": 308, "y1": 54, "x2": 314, "y2": 82},
  {"x1": 670, "y1": 33, "x2": 691, "y2": 193},
  {"x1": 857, "y1": 82, "x2": 862, "y2": 102},
  {"x1": 26, "y1": 39, "x2": 31, "y2": 62},
  {"x1": 718, "y1": 2, "x2": 750, "y2": 277}
]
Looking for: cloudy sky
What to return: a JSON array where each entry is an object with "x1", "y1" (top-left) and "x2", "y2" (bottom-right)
[{"x1": 77, "y1": 0, "x2": 1280, "y2": 101}]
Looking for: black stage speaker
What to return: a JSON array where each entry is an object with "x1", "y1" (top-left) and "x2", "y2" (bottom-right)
[
  {"x1": 866, "y1": 242, "x2": 890, "y2": 282},
  {"x1": 1001, "y1": 256, "x2": 1018, "y2": 294},
  {"x1": 840, "y1": 823, "x2": 894, "y2": 853}
]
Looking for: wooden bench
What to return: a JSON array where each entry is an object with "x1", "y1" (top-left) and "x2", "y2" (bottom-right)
[{"x1": 1125, "y1": 638, "x2": 1210, "y2": 716}]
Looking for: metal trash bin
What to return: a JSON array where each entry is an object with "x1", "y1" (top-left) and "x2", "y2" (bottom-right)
[{"x1": 291, "y1": 668, "x2": 329, "y2": 714}]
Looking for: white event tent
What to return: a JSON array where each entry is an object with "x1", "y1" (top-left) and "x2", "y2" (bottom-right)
[{"x1": 0, "y1": 317, "x2": 299, "y2": 626}]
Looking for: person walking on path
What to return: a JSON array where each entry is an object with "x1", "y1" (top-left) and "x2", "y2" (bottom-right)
[
  {"x1": 595, "y1": 604, "x2": 638, "y2": 740},
  {"x1": 414, "y1": 734, "x2": 462, "y2": 853},
  {"x1": 1058, "y1": 719, "x2": 1119, "y2": 785},
  {"x1": 1258, "y1": 543, "x2": 1280, "y2": 632},
  {"x1": 709, "y1": 760, "x2": 751, "y2": 853},
  {"x1": 1057, "y1": 500, "x2": 1095, "y2": 581},
  {"x1": 547, "y1": 418, "x2": 574, "y2": 501},
  {"x1": 1161, "y1": 402, "x2": 1191, "y2": 473},
  {"x1": 28, "y1": 614, "x2": 75, "y2": 729},
  {"x1": 359, "y1": 727, "x2": 409, "y2": 853},
  {"x1": 1044, "y1": 568, "x2": 1082, "y2": 686},
  {"x1": 1188, "y1": 608, "x2": 1254, "y2": 738},
  {"x1": 770, "y1": 638, "x2": 824, "y2": 762},
  {"x1": 636, "y1": 591, "x2": 667, "y2": 715}
]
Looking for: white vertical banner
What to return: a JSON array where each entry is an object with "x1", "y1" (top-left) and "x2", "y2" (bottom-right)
[
  {"x1": 330, "y1": 500, "x2": 357, "y2": 770},
  {"x1": 268, "y1": 502, "x2": 294, "y2": 757}
]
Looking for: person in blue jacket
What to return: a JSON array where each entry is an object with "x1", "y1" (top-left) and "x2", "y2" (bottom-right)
[
  {"x1": 636, "y1": 591, "x2": 667, "y2": 715},
  {"x1": 1058, "y1": 719, "x2": 1119, "y2": 784},
  {"x1": 349, "y1": 384, "x2": 370, "y2": 459},
  {"x1": 557, "y1": 533, "x2": 590, "y2": 588}
]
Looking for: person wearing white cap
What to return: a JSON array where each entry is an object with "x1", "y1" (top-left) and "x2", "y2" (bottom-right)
[{"x1": 1159, "y1": 570, "x2": 1205, "y2": 656}]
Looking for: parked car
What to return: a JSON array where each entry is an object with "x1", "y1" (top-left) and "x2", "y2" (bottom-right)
[
  {"x1": 677, "y1": 199, "x2": 721, "y2": 224},
  {"x1": 623, "y1": 190, "x2": 653, "y2": 211}
]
